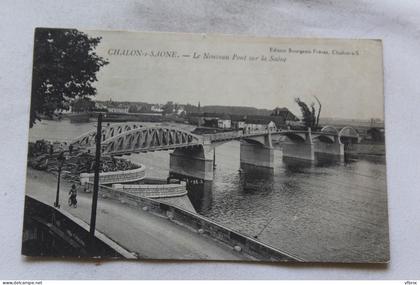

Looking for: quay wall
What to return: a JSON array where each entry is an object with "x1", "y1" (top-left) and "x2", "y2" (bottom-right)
[
  {"x1": 80, "y1": 164, "x2": 146, "y2": 185},
  {"x1": 85, "y1": 181, "x2": 188, "y2": 199},
  {"x1": 94, "y1": 184, "x2": 302, "y2": 262},
  {"x1": 111, "y1": 182, "x2": 187, "y2": 198}
]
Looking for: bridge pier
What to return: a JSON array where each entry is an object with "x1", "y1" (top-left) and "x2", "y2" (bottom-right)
[
  {"x1": 282, "y1": 129, "x2": 315, "y2": 161},
  {"x1": 240, "y1": 141, "x2": 274, "y2": 168},
  {"x1": 282, "y1": 142, "x2": 315, "y2": 161},
  {"x1": 169, "y1": 144, "x2": 214, "y2": 181},
  {"x1": 314, "y1": 139, "x2": 344, "y2": 160}
]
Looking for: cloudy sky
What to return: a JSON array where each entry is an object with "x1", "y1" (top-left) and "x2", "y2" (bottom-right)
[{"x1": 85, "y1": 30, "x2": 384, "y2": 120}]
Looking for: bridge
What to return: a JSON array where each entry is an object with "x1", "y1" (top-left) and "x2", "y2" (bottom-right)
[
  {"x1": 71, "y1": 123, "x2": 360, "y2": 181},
  {"x1": 72, "y1": 123, "x2": 202, "y2": 154}
]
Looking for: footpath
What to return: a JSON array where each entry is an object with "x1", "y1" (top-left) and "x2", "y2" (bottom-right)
[{"x1": 25, "y1": 168, "x2": 246, "y2": 260}]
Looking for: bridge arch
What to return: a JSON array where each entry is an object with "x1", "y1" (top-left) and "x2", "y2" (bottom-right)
[
  {"x1": 242, "y1": 137, "x2": 267, "y2": 146},
  {"x1": 311, "y1": 126, "x2": 339, "y2": 144},
  {"x1": 102, "y1": 126, "x2": 202, "y2": 156},
  {"x1": 338, "y1": 126, "x2": 360, "y2": 144},
  {"x1": 283, "y1": 132, "x2": 307, "y2": 143},
  {"x1": 71, "y1": 122, "x2": 145, "y2": 147},
  {"x1": 321, "y1": 125, "x2": 339, "y2": 135}
]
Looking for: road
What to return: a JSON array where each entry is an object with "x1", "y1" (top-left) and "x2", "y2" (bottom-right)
[{"x1": 25, "y1": 168, "x2": 247, "y2": 260}]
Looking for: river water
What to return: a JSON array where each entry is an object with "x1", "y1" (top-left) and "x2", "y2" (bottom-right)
[{"x1": 28, "y1": 120, "x2": 389, "y2": 262}]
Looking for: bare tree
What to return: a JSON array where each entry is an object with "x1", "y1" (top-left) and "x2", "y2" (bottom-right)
[
  {"x1": 295, "y1": 96, "x2": 322, "y2": 129},
  {"x1": 314, "y1": 96, "x2": 322, "y2": 129}
]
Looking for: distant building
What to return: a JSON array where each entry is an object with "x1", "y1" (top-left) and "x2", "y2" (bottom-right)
[
  {"x1": 187, "y1": 112, "x2": 232, "y2": 129},
  {"x1": 95, "y1": 102, "x2": 107, "y2": 109},
  {"x1": 151, "y1": 105, "x2": 164, "y2": 113},
  {"x1": 230, "y1": 115, "x2": 246, "y2": 130},
  {"x1": 201, "y1": 113, "x2": 218, "y2": 128},
  {"x1": 186, "y1": 106, "x2": 297, "y2": 131},
  {"x1": 217, "y1": 114, "x2": 231, "y2": 129},
  {"x1": 176, "y1": 106, "x2": 186, "y2": 116},
  {"x1": 271, "y1": 107, "x2": 299, "y2": 125},
  {"x1": 200, "y1": 113, "x2": 228, "y2": 129},
  {"x1": 244, "y1": 115, "x2": 284, "y2": 132}
]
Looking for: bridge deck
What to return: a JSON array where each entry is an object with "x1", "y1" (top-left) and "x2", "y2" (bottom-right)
[{"x1": 204, "y1": 129, "x2": 359, "y2": 143}]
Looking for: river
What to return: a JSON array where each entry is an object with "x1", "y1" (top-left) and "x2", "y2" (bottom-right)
[{"x1": 28, "y1": 119, "x2": 389, "y2": 262}]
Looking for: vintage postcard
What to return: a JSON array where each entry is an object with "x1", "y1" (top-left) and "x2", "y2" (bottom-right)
[{"x1": 22, "y1": 28, "x2": 388, "y2": 263}]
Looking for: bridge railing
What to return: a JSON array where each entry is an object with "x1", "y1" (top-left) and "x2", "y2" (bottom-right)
[
  {"x1": 203, "y1": 129, "x2": 273, "y2": 142},
  {"x1": 203, "y1": 131, "x2": 242, "y2": 141},
  {"x1": 243, "y1": 129, "x2": 272, "y2": 136}
]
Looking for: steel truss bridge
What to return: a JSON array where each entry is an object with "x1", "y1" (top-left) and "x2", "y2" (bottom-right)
[{"x1": 71, "y1": 123, "x2": 360, "y2": 156}]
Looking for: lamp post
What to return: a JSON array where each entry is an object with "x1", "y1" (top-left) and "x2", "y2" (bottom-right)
[
  {"x1": 89, "y1": 113, "x2": 103, "y2": 250},
  {"x1": 54, "y1": 151, "x2": 65, "y2": 208}
]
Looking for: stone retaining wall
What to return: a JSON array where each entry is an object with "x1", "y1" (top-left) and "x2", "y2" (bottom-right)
[
  {"x1": 95, "y1": 184, "x2": 302, "y2": 262},
  {"x1": 112, "y1": 182, "x2": 187, "y2": 198},
  {"x1": 80, "y1": 164, "x2": 146, "y2": 185}
]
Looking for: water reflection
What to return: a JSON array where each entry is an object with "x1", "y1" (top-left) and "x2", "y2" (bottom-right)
[
  {"x1": 240, "y1": 163, "x2": 274, "y2": 195},
  {"x1": 282, "y1": 157, "x2": 315, "y2": 174},
  {"x1": 167, "y1": 151, "x2": 371, "y2": 216}
]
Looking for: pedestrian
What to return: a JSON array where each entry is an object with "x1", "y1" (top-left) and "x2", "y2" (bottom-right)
[{"x1": 68, "y1": 184, "x2": 78, "y2": 208}]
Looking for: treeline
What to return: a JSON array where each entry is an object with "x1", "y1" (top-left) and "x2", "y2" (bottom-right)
[{"x1": 95, "y1": 101, "x2": 273, "y2": 116}]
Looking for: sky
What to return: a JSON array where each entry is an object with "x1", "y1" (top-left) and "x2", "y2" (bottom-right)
[{"x1": 85, "y1": 30, "x2": 384, "y2": 120}]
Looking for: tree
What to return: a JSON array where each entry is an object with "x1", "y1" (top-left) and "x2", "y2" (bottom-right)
[
  {"x1": 295, "y1": 96, "x2": 322, "y2": 129},
  {"x1": 29, "y1": 28, "x2": 109, "y2": 127},
  {"x1": 184, "y1": 103, "x2": 199, "y2": 114},
  {"x1": 128, "y1": 105, "x2": 138, "y2": 113},
  {"x1": 314, "y1": 96, "x2": 322, "y2": 128},
  {"x1": 71, "y1": 97, "x2": 96, "y2": 113},
  {"x1": 162, "y1": 101, "x2": 174, "y2": 115}
]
